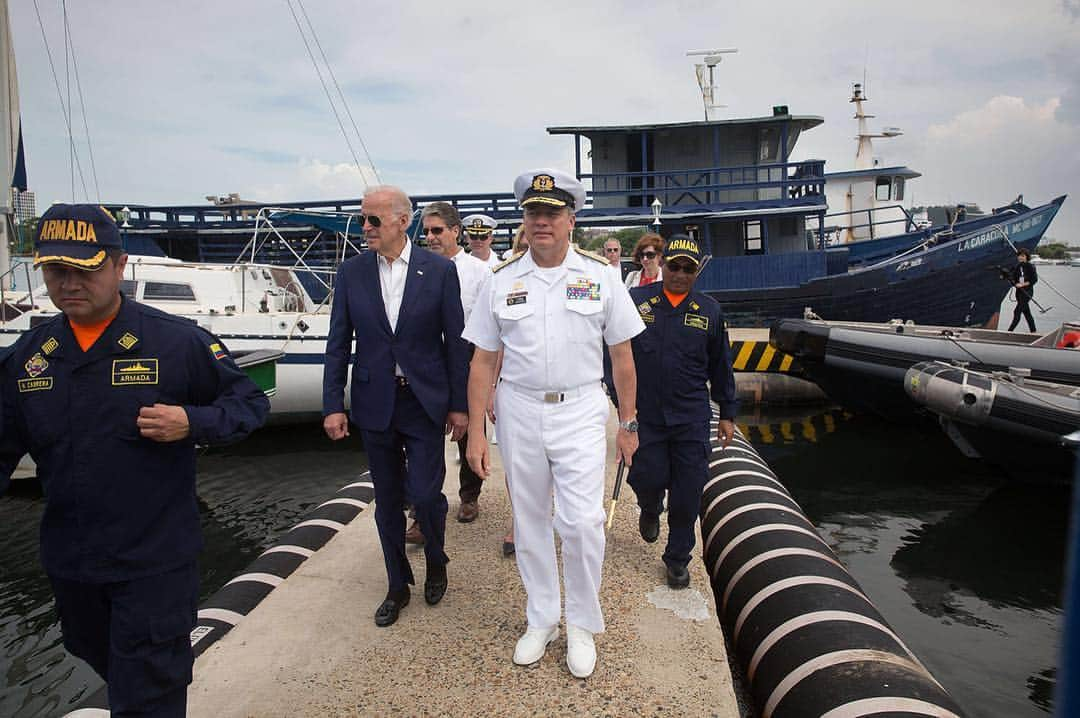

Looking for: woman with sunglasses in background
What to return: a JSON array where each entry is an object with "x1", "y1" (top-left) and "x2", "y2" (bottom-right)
[{"x1": 623, "y1": 233, "x2": 664, "y2": 289}]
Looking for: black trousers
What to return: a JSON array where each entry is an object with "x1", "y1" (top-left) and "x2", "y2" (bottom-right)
[
  {"x1": 50, "y1": 561, "x2": 198, "y2": 718},
  {"x1": 456, "y1": 427, "x2": 484, "y2": 503},
  {"x1": 1008, "y1": 291, "x2": 1037, "y2": 332}
]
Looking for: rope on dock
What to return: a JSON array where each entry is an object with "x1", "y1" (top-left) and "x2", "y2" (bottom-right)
[
  {"x1": 699, "y1": 415, "x2": 966, "y2": 717},
  {"x1": 190, "y1": 475, "x2": 375, "y2": 658}
]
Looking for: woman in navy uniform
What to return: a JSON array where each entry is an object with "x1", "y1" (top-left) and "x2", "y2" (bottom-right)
[
  {"x1": 0, "y1": 204, "x2": 270, "y2": 717},
  {"x1": 626, "y1": 234, "x2": 737, "y2": 589}
]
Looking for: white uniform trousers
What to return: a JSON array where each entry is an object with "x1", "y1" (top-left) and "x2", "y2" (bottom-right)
[{"x1": 496, "y1": 381, "x2": 609, "y2": 634}]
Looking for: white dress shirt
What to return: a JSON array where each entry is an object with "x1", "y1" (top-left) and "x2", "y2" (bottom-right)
[
  {"x1": 448, "y1": 247, "x2": 490, "y2": 323},
  {"x1": 377, "y1": 239, "x2": 411, "y2": 375}
]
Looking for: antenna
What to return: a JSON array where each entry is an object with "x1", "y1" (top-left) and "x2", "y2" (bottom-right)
[{"x1": 687, "y1": 48, "x2": 738, "y2": 120}]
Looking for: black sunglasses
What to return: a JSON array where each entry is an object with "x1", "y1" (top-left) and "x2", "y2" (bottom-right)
[
  {"x1": 604, "y1": 247, "x2": 621, "y2": 253},
  {"x1": 640, "y1": 251, "x2": 658, "y2": 259},
  {"x1": 360, "y1": 214, "x2": 383, "y2": 228},
  {"x1": 665, "y1": 261, "x2": 697, "y2": 274},
  {"x1": 424, "y1": 226, "x2": 447, "y2": 236}
]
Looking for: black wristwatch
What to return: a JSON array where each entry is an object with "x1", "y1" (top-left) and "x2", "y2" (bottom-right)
[{"x1": 618, "y1": 418, "x2": 639, "y2": 433}]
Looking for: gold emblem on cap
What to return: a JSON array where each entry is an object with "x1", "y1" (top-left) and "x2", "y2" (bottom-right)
[
  {"x1": 118, "y1": 332, "x2": 139, "y2": 350},
  {"x1": 471, "y1": 218, "x2": 484, "y2": 228},
  {"x1": 531, "y1": 174, "x2": 555, "y2": 192}
]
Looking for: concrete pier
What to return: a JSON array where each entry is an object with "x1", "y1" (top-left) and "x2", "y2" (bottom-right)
[{"x1": 187, "y1": 416, "x2": 742, "y2": 716}]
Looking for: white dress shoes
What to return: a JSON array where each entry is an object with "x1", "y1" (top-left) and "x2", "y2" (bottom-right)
[
  {"x1": 513, "y1": 625, "x2": 559, "y2": 665},
  {"x1": 566, "y1": 624, "x2": 597, "y2": 678}
]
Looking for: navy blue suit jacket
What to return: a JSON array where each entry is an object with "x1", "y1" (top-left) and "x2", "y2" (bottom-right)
[{"x1": 322, "y1": 244, "x2": 469, "y2": 432}]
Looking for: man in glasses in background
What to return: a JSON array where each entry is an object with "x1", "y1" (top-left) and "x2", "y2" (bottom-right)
[
  {"x1": 463, "y1": 214, "x2": 501, "y2": 269},
  {"x1": 626, "y1": 234, "x2": 737, "y2": 589},
  {"x1": 602, "y1": 239, "x2": 622, "y2": 266},
  {"x1": 420, "y1": 202, "x2": 490, "y2": 525},
  {"x1": 323, "y1": 186, "x2": 469, "y2": 627}
]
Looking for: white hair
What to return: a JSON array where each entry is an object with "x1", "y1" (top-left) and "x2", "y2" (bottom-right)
[{"x1": 363, "y1": 185, "x2": 413, "y2": 216}]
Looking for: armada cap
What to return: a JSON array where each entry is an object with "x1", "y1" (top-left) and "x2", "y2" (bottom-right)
[
  {"x1": 34, "y1": 203, "x2": 123, "y2": 270},
  {"x1": 663, "y1": 234, "x2": 702, "y2": 267},
  {"x1": 463, "y1": 214, "x2": 497, "y2": 237},
  {"x1": 514, "y1": 168, "x2": 586, "y2": 211}
]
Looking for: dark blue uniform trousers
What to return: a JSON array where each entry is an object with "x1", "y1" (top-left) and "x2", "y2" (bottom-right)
[
  {"x1": 361, "y1": 384, "x2": 450, "y2": 592},
  {"x1": 49, "y1": 561, "x2": 198, "y2": 718},
  {"x1": 627, "y1": 421, "x2": 710, "y2": 570}
]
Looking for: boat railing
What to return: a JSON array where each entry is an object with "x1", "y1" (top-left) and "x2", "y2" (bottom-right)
[
  {"x1": 579, "y1": 159, "x2": 825, "y2": 209},
  {"x1": 0, "y1": 258, "x2": 39, "y2": 323},
  {"x1": 820, "y1": 203, "x2": 917, "y2": 236}
]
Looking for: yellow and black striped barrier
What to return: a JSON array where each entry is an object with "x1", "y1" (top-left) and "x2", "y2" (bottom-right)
[
  {"x1": 734, "y1": 409, "x2": 851, "y2": 445},
  {"x1": 729, "y1": 339, "x2": 802, "y2": 375}
]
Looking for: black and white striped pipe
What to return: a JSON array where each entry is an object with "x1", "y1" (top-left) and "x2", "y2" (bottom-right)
[
  {"x1": 192, "y1": 473, "x2": 375, "y2": 656},
  {"x1": 702, "y1": 415, "x2": 965, "y2": 718}
]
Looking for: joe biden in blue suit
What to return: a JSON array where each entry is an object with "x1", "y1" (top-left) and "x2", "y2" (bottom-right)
[{"x1": 323, "y1": 186, "x2": 469, "y2": 627}]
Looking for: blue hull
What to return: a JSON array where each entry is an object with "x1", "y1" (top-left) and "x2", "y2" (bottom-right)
[{"x1": 702, "y1": 196, "x2": 1065, "y2": 328}]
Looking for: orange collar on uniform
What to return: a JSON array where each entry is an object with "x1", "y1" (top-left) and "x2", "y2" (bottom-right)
[
  {"x1": 69, "y1": 311, "x2": 119, "y2": 352},
  {"x1": 663, "y1": 289, "x2": 688, "y2": 308}
]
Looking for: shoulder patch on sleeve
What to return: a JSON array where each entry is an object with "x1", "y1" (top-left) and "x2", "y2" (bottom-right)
[
  {"x1": 209, "y1": 342, "x2": 228, "y2": 360},
  {"x1": 493, "y1": 252, "x2": 525, "y2": 273},
  {"x1": 573, "y1": 246, "x2": 609, "y2": 264}
]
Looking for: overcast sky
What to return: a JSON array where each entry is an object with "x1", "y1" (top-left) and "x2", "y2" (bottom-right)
[{"x1": 9, "y1": 0, "x2": 1080, "y2": 243}]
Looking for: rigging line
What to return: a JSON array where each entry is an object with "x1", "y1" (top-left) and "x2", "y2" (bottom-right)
[
  {"x1": 63, "y1": 10, "x2": 101, "y2": 203},
  {"x1": 295, "y1": 0, "x2": 380, "y2": 184},
  {"x1": 62, "y1": 1, "x2": 87, "y2": 201},
  {"x1": 284, "y1": 0, "x2": 368, "y2": 187},
  {"x1": 992, "y1": 223, "x2": 1080, "y2": 313},
  {"x1": 33, "y1": 0, "x2": 89, "y2": 200}
]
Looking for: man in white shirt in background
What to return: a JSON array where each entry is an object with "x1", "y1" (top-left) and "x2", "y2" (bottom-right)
[
  {"x1": 463, "y1": 214, "x2": 501, "y2": 269},
  {"x1": 421, "y1": 202, "x2": 491, "y2": 525}
]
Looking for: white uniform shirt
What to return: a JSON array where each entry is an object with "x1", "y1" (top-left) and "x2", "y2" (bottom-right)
[
  {"x1": 478, "y1": 252, "x2": 501, "y2": 269},
  {"x1": 464, "y1": 246, "x2": 645, "y2": 390},
  {"x1": 377, "y1": 238, "x2": 411, "y2": 376},
  {"x1": 448, "y1": 248, "x2": 490, "y2": 323}
]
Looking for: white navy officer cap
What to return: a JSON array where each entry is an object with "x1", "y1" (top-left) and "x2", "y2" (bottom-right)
[
  {"x1": 514, "y1": 168, "x2": 587, "y2": 212},
  {"x1": 463, "y1": 214, "x2": 497, "y2": 236}
]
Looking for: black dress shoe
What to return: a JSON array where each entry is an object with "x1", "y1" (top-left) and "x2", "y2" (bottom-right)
[
  {"x1": 639, "y1": 511, "x2": 660, "y2": 543},
  {"x1": 666, "y1": 564, "x2": 690, "y2": 589},
  {"x1": 424, "y1": 565, "x2": 448, "y2": 605},
  {"x1": 374, "y1": 588, "x2": 410, "y2": 627}
]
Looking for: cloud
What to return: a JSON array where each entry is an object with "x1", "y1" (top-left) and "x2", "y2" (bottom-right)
[
  {"x1": 251, "y1": 158, "x2": 377, "y2": 202},
  {"x1": 913, "y1": 95, "x2": 1080, "y2": 242}
]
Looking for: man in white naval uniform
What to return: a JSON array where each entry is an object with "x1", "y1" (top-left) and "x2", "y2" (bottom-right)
[
  {"x1": 463, "y1": 169, "x2": 644, "y2": 678},
  {"x1": 463, "y1": 214, "x2": 502, "y2": 269}
]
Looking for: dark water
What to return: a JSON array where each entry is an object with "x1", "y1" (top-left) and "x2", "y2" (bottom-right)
[
  {"x1": 0, "y1": 424, "x2": 367, "y2": 718},
  {"x1": 743, "y1": 406, "x2": 1072, "y2": 717}
]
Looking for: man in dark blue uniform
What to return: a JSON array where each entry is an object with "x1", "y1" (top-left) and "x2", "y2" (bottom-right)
[
  {"x1": 627, "y1": 234, "x2": 737, "y2": 589},
  {"x1": 0, "y1": 205, "x2": 270, "y2": 717}
]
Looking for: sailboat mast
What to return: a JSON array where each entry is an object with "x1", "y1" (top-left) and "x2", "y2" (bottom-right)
[{"x1": 0, "y1": 0, "x2": 19, "y2": 288}]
